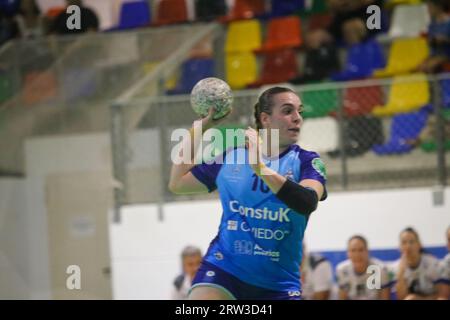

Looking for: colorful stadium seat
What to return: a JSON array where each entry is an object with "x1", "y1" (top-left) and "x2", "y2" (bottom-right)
[
  {"x1": 167, "y1": 58, "x2": 214, "y2": 95},
  {"x1": 341, "y1": 86, "x2": 384, "y2": 117},
  {"x1": 373, "y1": 106, "x2": 430, "y2": 155},
  {"x1": 373, "y1": 37, "x2": 429, "y2": 78},
  {"x1": 299, "y1": 0, "x2": 327, "y2": 16},
  {"x1": 154, "y1": 0, "x2": 188, "y2": 25},
  {"x1": 269, "y1": 0, "x2": 304, "y2": 17},
  {"x1": 248, "y1": 48, "x2": 298, "y2": 87},
  {"x1": 388, "y1": 4, "x2": 430, "y2": 38},
  {"x1": 225, "y1": 19, "x2": 262, "y2": 53},
  {"x1": 301, "y1": 88, "x2": 339, "y2": 118},
  {"x1": 372, "y1": 73, "x2": 430, "y2": 116},
  {"x1": 257, "y1": 16, "x2": 302, "y2": 52},
  {"x1": 225, "y1": 52, "x2": 258, "y2": 89},
  {"x1": 331, "y1": 39, "x2": 385, "y2": 81},
  {"x1": 118, "y1": 1, "x2": 151, "y2": 29}
]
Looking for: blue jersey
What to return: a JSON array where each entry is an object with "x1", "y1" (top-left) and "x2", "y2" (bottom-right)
[{"x1": 191, "y1": 144, "x2": 327, "y2": 292}]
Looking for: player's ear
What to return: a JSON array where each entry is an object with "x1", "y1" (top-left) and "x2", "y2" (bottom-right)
[{"x1": 260, "y1": 112, "x2": 270, "y2": 128}]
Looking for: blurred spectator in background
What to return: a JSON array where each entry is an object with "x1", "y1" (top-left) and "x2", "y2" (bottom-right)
[
  {"x1": 289, "y1": 29, "x2": 339, "y2": 84},
  {"x1": 336, "y1": 235, "x2": 391, "y2": 300},
  {"x1": 171, "y1": 245, "x2": 202, "y2": 300},
  {"x1": 331, "y1": 18, "x2": 385, "y2": 81},
  {"x1": 418, "y1": 0, "x2": 450, "y2": 73},
  {"x1": 14, "y1": 0, "x2": 45, "y2": 39},
  {"x1": 300, "y1": 243, "x2": 334, "y2": 300},
  {"x1": 326, "y1": 0, "x2": 385, "y2": 44},
  {"x1": 49, "y1": 0, "x2": 99, "y2": 35},
  {"x1": 392, "y1": 227, "x2": 441, "y2": 300},
  {"x1": 437, "y1": 226, "x2": 450, "y2": 299}
]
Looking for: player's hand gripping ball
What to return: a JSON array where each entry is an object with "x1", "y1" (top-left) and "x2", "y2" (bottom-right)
[{"x1": 190, "y1": 77, "x2": 233, "y2": 120}]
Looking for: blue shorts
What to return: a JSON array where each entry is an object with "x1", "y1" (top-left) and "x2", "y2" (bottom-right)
[{"x1": 190, "y1": 260, "x2": 301, "y2": 300}]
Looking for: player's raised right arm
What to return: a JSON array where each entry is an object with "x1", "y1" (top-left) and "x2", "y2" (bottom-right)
[{"x1": 168, "y1": 108, "x2": 229, "y2": 195}]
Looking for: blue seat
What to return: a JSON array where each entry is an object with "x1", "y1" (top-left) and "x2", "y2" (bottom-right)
[
  {"x1": 118, "y1": 1, "x2": 151, "y2": 30},
  {"x1": 372, "y1": 106, "x2": 430, "y2": 155},
  {"x1": 63, "y1": 69, "x2": 96, "y2": 104},
  {"x1": 270, "y1": 0, "x2": 304, "y2": 17},
  {"x1": 331, "y1": 39, "x2": 385, "y2": 81},
  {"x1": 441, "y1": 79, "x2": 450, "y2": 108},
  {"x1": 167, "y1": 58, "x2": 214, "y2": 95}
]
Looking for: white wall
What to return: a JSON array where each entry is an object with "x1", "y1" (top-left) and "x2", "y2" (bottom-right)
[
  {"x1": 109, "y1": 187, "x2": 450, "y2": 300},
  {"x1": 0, "y1": 179, "x2": 30, "y2": 299}
]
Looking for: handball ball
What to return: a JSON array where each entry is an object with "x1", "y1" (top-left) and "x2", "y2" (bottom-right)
[{"x1": 190, "y1": 77, "x2": 233, "y2": 120}]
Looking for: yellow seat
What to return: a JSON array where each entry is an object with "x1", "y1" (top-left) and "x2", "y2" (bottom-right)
[
  {"x1": 385, "y1": 0, "x2": 422, "y2": 9},
  {"x1": 226, "y1": 52, "x2": 258, "y2": 89},
  {"x1": 225, "y1": 19, "x2": 262, "y2": 53},
  {"x1": 372, "y1": 73, "x2": 429, "y2": 116},
  {"x1": 373, "y1": 37, "x2": 429, "y2": 78}
]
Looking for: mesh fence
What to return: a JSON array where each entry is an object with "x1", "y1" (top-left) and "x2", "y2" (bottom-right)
[
  {"x1": 111, "y1": 74, "x2": 450, "y2": 215},
  {"x1": 0, "y1": 23, "x2": 220, "y2": 175}
]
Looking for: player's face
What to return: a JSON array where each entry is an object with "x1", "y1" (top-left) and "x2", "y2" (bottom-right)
[
  {"x1": 347, "y1": 239, "x2": 369, "y2": 266},
  {"x1": 263, "y1": 92, "x2": 303, "y2": 148},
  {"x1": 399, "y1": 231, "x2": 421, "y2": 258},
  {"x1": 183, "y1": 254, "x2": 202, "y2": 279}
]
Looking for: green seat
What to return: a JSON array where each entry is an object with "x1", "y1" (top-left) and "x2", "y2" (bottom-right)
[
  {"x1": 420, "y1": 110, "x2": 450, "y2": 152},
  {"x1": 0, "y1": 74, "x2": 13, "y2": 103},
  {"x1": 420, "y1": 140, "x2": 450, "y2": 152},
  {"x1": 300, "y1": 0, "x2": 327, "y2": 17},
  {"x1": 301, "y1": 89, "x2": 338, "y2": 118}
]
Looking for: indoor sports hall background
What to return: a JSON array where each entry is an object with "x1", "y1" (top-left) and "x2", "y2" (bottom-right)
[{"x1": 1, "y1": 0, "x2": 449, "y2": 299}]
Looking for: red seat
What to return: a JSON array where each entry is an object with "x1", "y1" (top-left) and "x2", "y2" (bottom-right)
[
  {"x1": 220, "y1": 0, "x2": 266, "y2": 22},
  {"x1": 257, "y1": 16, "x2": 302, "y2": 52},
  {"x1": 340, "y1": 86, "x2": 384, "y2": 117},
  {"x1": 154, "y1": 0, "x2": 188, "y2": 25},
  {"x1": 248, "y1": 48, "x2": 298, "y2": 87}
]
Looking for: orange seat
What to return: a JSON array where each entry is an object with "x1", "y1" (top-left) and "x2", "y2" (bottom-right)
[
  {"x1": 220, "y1": 0, "x2": 266, "y2": 22},
  {"x1": 22, "y1": 71, "x2": 58, "y2": 106},
  {"x1": 46, "y1": 6, "x2": 65, "y2": 18},
  {"x1": 154, "y1": 0, "x2": 188, "y2": 25},
  {"x1": 257, "y1": 16, "x2": 302, "y2": 52},
  {"x1": 249, "y1": 48, "x2": 298, "y2": 87}
]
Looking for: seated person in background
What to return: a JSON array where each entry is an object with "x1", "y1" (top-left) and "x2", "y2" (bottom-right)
[
  {"x1": 437, "y1": 226, "x2": 450, "y2": 300},
  {"x1": 331, "y1": 18, "x2": 385, "y2": 81},
  {"x1": 300, "y1": 244, "x2": 334, "y2": 300},
  {"x1": 49, "y1": 0, "x2": 99, "y2": 35},
  {"x1": 289, "y1": 29, "x2": 340, "y2": 84},
  {"x1": 392, "y1": 227, "x2": 441, "y2": 300},
  {"x1": 336, "y1": 235, "x2": 391, "y2": 300},
  {"x1": 171, "y1": 246, "x2": 202, "y2": 300},
  {"x1": 13, "y1": 0, "x2": 45, "y2": 39},
  {"x1": 326, "y1": 0, "x2": 385, "y2": 45},
  {"x1": 418, "y1": 0, "x2": 450, "y2": 73}
]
